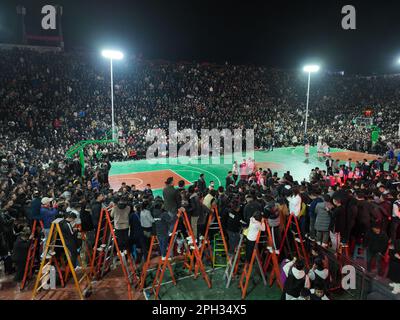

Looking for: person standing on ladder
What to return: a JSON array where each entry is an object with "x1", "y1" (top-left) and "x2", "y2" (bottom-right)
[
  {"x1": 226, "y1": 202, "x2": 245, "y2": 258},
  {"x1": 111, "y1": 196, "x2": 131, "y2": 253},
  {"x1": 152, "y1": 198, "x2": 172, "y2": 260},
  {"x1": 163, "y1": 177, "x2": 182, "y2": 235},
  {"x1": 59, "y1": 212, "x2": 80, "y2": 268},
  {"x1": 245, "y1": 211, "x2": 265, "y2": 263},
  {"x1": 187, "y1": 186, "x2": 202, "y2": 244}
]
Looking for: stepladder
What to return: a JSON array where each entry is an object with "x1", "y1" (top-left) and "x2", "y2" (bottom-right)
[
  {"x1": 31, "y1": 218, "x2": 92, "y2": 300},
  {"x1": 238, "y1": 221, "x2": 267, "y2": 299},
  {"x1": 193, "y1": 205, "x2": 229, "y2": 276},
  {"x1": 90, "y1": 206, "x2": 140, "y2": 299},
  {"x1": 151, "y1": 209, "x2": 212, "y2": 300},
  {"x1": 224, "y1": 232, "x2": 246, "y2": 288},
  {"x1": 21, "y1": 219, "x2": 44, "y2": 290},
  {"x1": 140, "y1": 235, "x2": 177, "y2": 291},
  {"x1": 270, "y1": 213, "x2": 309, "y2": 268},
  {"x1": 261, "y1": 220, "x2": 283, "y2": 290}
]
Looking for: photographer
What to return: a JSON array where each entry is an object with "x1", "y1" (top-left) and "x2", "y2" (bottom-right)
[{"x1": 39, "y1": 197, "x2": 58, "y2": 248}]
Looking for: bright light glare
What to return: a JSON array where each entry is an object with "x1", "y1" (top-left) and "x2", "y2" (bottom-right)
[
  {"x1": 101, "y1": 50, "x2": 124, "y2": 60},
  {"x1": 303, "y1": 65, "x2": 320, "y2": 73}
]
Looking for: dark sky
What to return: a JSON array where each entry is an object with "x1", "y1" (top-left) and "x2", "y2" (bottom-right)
[{"x1": 1, "y1": 0, "x2": 400, "y2": 74}]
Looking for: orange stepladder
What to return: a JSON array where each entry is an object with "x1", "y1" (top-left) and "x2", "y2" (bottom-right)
[
  {"x1": 90, "y1": 206, "x2": 139, "y2": 300},
  {"x1": 140, "y1": 235, "x2": 176, "y2": 291},
  {"x1": 263, "y1": 213, "x2": 309, "y2": 270},
  {"x1": 31, "y1": 218, "x2": 92, "y2": 300},
  {"x1": 193, "y1": 204, "x2": 229, "y2": 276},
  {"x1": 21, "y1": 219, "x2": 44, "y2": 290},
  {"x1": 151, "y1": 208, "x2": 212, "y2": 300},
  {"x1": 238, "y1": 218, "x2": 267, "y2": 299},
  {"x1": 261, "y1": 220, "x2": 283, "y2": 290}
]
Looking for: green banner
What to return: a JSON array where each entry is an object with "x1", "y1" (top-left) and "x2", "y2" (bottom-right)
[{"x1": 371, "y1": 130, "x2": 379, "y2": 143}]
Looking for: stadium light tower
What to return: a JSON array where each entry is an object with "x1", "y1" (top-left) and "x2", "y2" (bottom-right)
[
  {"x1": 101, "y1": 49, "x2": 124, "y2": 141},
  {"x1": 302, "y1": 65, "x2": 320, "y2": 137},
  {"x1": 398, "y1": 58, "x2": 400, "y2": 138}
]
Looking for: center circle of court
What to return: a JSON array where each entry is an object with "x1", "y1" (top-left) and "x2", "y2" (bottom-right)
[{"x1": 117, "y1": 177, "x2": 144, "y2": 187}]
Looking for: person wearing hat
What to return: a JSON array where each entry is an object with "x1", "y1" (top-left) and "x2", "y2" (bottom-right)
[
  {"x1": 39, "y1": 197, "x2": 58, "y2": 248},
  {"x1": 12, "y1": 226, "x2": 32, "y2": 287}
]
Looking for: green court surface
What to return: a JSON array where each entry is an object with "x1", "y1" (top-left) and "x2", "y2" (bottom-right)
[
  {"x1": 143, "y1": 265, "x2": 282, "y2": 300},
  {"x1": 142, "y1": 262, "x2": 353, "y2": 300},
  {"x1": 110, "y1": 146, "x2": 343, "y2": 196},
  {"x1": 111, "y1": 146, "x2": 362, "y2": 300}
]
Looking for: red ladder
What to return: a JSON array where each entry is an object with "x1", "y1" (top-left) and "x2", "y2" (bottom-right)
[
  {"x1": 152, "y1": 209, "x2": 212, "y2": 300},
  {"x1": 264, "y1": 213, "x2": 309, "y2": 269},
  {"x1": 261, "y1": 220, "x2": 283, "y2": 290},
  {"x1": 193, "y1": 204, "x2": 229, "y2": 277},
  {"x1": 140, "y1": 235, "x2": 176, "y2": 291},
  {"x1": 90, "y1": 207, "x2": 139, "y2": 300},
  {"x1": 21, "y1": 219, "x2": 44, "y2": 290},
  {"x1": 238, "y1": 219, "x2": 267, "y2": 299}
]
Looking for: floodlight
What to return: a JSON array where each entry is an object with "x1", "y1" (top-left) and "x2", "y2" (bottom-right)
[
  {"x1": 101, "y1": 49, "x2": 124, "y2": 60},
  {"x1": 303, "y1": 65, "x2": 320, "y2": 73}
]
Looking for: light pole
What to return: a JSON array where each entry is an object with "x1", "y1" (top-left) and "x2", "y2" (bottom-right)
[
  {"x1": 101, "y1": 49, "x2": 124, "y2": 141},
  {"x1": 303, "y1": 65, "x2": 320, "y2": 137}
]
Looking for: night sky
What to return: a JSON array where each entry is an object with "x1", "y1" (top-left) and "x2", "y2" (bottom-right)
[{"x1": 1, "y1": 0, "x2": 400, "y2": 74}]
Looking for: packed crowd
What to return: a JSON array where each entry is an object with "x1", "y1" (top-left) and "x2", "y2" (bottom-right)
[{"x1": 1, "y1": 47, "x2": 400, "y2": 299}]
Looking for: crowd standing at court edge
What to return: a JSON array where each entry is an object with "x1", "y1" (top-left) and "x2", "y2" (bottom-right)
[
  {"x1": 0, "y1": 47, "x2": 400, "y2": 298},
  {"x1": 1, "y1": 151, "x2": 400, "y2": 299}
]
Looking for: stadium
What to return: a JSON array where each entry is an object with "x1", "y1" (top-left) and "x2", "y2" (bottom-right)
[{"x1": 0, "y1": 0, "x2": 400, "y2": 307}]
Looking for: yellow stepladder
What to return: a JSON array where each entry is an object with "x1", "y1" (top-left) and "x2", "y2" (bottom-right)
[{"x1": 31, "y1": 218, "x2": 92, "y2": 300}]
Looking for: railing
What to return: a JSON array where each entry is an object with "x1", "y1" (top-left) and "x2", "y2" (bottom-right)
[{"x1": 318, "y1": 245, "x2": 397, "y2": 300}]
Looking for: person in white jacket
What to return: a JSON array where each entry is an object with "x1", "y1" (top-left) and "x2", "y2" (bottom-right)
[
  {"x1": 287, "y1": 188, "x2": 302, "y2": 217},
  {"x1": 282, "y1": 257, "x2": 310, "y2": 300},
  {"x1": 245, "y1": 212, "x2": 265, "y2": 262}
]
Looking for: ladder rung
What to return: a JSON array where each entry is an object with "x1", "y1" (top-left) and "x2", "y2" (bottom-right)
[{"x1": 39, "y1": 271, "x2": 50, "y2": 280}]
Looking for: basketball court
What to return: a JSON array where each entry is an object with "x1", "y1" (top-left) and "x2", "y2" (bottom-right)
[{"x1": 109, "y1": 146, "x2": 381, "y2": 196}]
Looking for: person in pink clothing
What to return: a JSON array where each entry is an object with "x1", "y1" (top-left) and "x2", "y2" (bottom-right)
[
  {"x1": 240, "y1": 159, "x2": 248, "y2": 181},
  {"x1": 256, "y1": 168, "x2": 263, "y2": 184}
]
